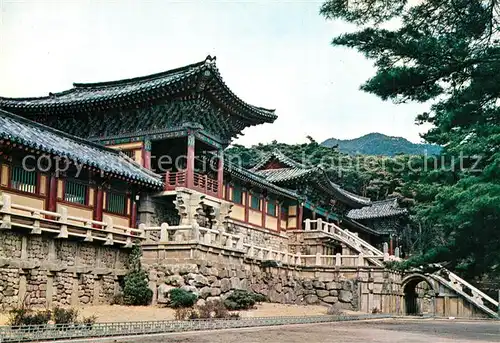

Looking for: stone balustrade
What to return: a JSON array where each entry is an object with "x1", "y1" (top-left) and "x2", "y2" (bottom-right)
[
  {"x1": 0, "y1": 193, "x2": 143, "y2": 246},
  {"x1": 304, "y1": 219, "x2": 384, "y2": 257},
  {"x1": 142, "y1": 222, "x2": 384, "y2": 268}
]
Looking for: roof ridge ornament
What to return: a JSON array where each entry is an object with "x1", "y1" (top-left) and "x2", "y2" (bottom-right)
[{"x1": 204, "y1": 55, "x2": 217, "y2": 65}]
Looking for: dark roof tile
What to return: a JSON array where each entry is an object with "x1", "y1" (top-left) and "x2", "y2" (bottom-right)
[{"x1": 0, "y1": 109, "x2": 163, "y2": 187}]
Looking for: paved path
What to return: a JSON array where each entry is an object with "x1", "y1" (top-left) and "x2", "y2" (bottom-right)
[{"x1": 109, "y1": 319, "x2": 499, "y2": 343}]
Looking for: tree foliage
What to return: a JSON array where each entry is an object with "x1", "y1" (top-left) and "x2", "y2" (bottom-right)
[{"x1": 321, "y1": 0, "x2": 500, "y2": 278}]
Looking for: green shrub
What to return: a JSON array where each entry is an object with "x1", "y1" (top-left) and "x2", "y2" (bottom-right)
[
  {"x1": 224, "y1": 290, "x2": 264, "y2": 310},
  {"x1": 174, "y1": 307, "x2": 199, "y2": 320},
  {"x1": 81, "y1": 315, "x2": 98, "y2": 328},
  {"x1": 123, "y1": 246, "x2": 153, "y2": 306},
  {"x1": 123, "y1": 270, "x2": 153, "y2": 305},
  {"x1": 197, "y1": 300, "x2": 228, "y2": 319},
  {"x1": 53, "y1": 307, "x2": 78, "y2": 324},
  {"x1": 9, "y1": 308, "x2": 51, "y2": 326},
  {"x1": 169, "y1": 288, "x2": 197, "y2": 308}
]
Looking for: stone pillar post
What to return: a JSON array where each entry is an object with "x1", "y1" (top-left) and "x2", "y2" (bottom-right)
[{"x1": 138, "y1": 193, "x2": 156, "y2": 226}]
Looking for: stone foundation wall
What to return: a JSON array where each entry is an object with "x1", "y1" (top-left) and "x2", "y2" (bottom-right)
[
  {"x1": 0, "y1": 230, "x2": 130, "y2": 309},
  {"x1": 143, "y1": 244, "x2": 402, "y2": 313},
  {"x1": 146, "y1": 260, "x2": 360, "y2": 310}
]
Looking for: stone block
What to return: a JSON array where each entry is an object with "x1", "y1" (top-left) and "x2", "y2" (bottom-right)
[
  {"x1": 313, "y1": 281, "x2": 325, "y2": 289},
  {"x1": 193, "y1": 274, "x2": 209, "y2": 287},
  {"x1": 165, "y1": 275, "x2": 184, "y2": 287},
  {"x1": 326, "y1": 282, "x2": 341, "y2": 290},
  {"x1": 220, "y1": 278, "x2": 231, "y2": 293},
  {"x1": 329, "y1": 290, "x2": 338, "y2": 297},
  {"x1": 230, "y1": 277, "x2": 240, "y2": 290},
  {"x1": 316, "y1": 290, "x2": 329, "y2": 298},
  {"x1": 304, "y1": 294, "x2": 319, "y2": 304},
  {"x1": 339, "y1": 290, "x2": 353, "y2": 303},
  {"x1": 303, "y1": 279, "x2": 313, "y2": 290},
  {"x1": 342, "y1": 280, "x2": 354, "y2": 291},
  {"x1": 323, "y1": 296, "x2": 338, "y2": 304}
]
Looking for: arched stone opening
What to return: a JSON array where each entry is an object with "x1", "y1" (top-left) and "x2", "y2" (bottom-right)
[{"x1": 401, "y1": 274, "x2": 437, "y2": 316}]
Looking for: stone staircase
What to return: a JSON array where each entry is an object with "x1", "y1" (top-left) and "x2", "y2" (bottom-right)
[
  {"x1": 430, "y1": 266, "x2": 499, "y2": 318},
  {"x1": 308, "y1": 219, "x2": 499, "y2": 318}
]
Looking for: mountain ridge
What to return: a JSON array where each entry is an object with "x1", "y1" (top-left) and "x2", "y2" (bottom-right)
[{"x1": 321, "y1": 133, "x2": 441, "y2": 156}]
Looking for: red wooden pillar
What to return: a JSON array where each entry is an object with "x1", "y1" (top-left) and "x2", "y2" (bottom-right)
[
  {"x1": 143, "y1": 139, "x2": 152, "y2": 169},
  {"x1": 130, "y1": 193, "x2": 137, "y2": 228},
  {"x1": 389, "y1": 235, "x2": 394, "y2": 256},
  {"x1": 217, "y1": 151, "x2": 224, "y2": 198},
  {"x1": 261, "y1": 197, "x2": 266, "y2": 228},
  {"x1": 244, "y1": 189, "x2": 250, "y2": 223},
  {"x1": 297, "y1": 203, "x2": 304, "y2": 230},
  {"x1": 94, "y1": 186, "x2": 104, "y2": 223},
  {"x1": 277, "y1": 203, "x2": 281, "y2": 233},
  {"x1": 47, "y1": 174, "x2": 58, "y2": 212},
  {"x1": 186, "y1": 132, "x2": 195, "y2": 189},
  {"x1": 224, "y1": 182, "x2": 230, "y2": 201}
]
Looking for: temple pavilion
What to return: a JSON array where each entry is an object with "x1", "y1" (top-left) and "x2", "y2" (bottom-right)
[{"x1": 0, "y1": 56, "x2": 406, "y2": 253}]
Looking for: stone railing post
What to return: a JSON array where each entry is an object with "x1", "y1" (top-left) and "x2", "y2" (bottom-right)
[
  {"x1": 383, "y1": 242, "x2": 389, "y2": 261},
  {"x1": 315, "y1": 252, "x2": 321, "y2": 266},
  {"x1": 0, "y1": 193, "x2": 11, "y2": 229},
  {"x1": 394, "y1": 246, "x2": 400, "y2": 259},
  {"x1": 247, "y1": 245, "x2": 254, "y2": 258},
  {"x1": 257, "y1": 248, "x2": 264, "y2": 260},
  {"x1": 304, "y1": 218, "x2": 311, "y2": 231},
  {"x1": 357, "y1": 252, "x2": 364, "y2": 267},
  {"x1": 160, "y1": 223, "x2": 169, "y2": 242},
  {"x1": 57, "y1": 206, "x2": 69, "y2": 238},
  {"x1": 223, "y1": 234, "x2": 231, "y2": 249},
  {"x1": 236, "y1": 235, "x2": 244, "y2": 250},
  {"x1": 297, "y1": 252, "x2": 302, "y2": 265},
  {"x1": 32, "y1": 210, "x2": 42, "y2": 235},
  {"x1": 317, "y1": 218, "x2": 323, "y2": 232},
  {"x1": 335, "y1": 253, "x2": 341, "y2": 266}
]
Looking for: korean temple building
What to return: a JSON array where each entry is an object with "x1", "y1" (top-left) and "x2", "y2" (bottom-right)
[{"x1": 0, "y1": 56, "x2": 407, "y2": 254}]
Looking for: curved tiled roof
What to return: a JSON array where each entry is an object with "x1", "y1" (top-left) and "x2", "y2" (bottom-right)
[
  {"x1": 0, "y1": 56, "x2": 276, "y2": 126},
  {"x1": 0, "y1": 110, "x2": 163, "y2": 188},
  {"x1": 224, "y1": 160, "x2": 299, "y2": 199},
  {"x1": 254, "y1": 167, "x2": 317, "y2": 182},
  {"x1": 347, "y1": 199, "x2": 408, "y2": 220},
  {"x1": 248, "y1": 149, "x2": 371, "y2": 208},
  {"x1": 250, "y1": 149, "x2": 306, "y2": 171}
]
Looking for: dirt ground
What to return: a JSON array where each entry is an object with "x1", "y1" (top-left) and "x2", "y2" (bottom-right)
[
  {"x1": 0, "y1": 303, "x2": 333, "y2": 325},
  {"x1": 112, "y1": 319, "x2": 500, "y2": 343}
]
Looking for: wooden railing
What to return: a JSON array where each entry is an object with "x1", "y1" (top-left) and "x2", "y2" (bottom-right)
[
  {"x1": 164, "y1": 170, "x2": 187, "y2": 190},
  {"x1": 164, "y1": 171, "x2": 218, "y2": 197},
  {"x1": 0, "y1": 193, "x2": 144, "y2": 247},
  {"x1": 142, "y1": 222, "x2": 383, "y2": 268},
  {"x1": 193, "y1": 173, "x2": 218, "y2": 196}
]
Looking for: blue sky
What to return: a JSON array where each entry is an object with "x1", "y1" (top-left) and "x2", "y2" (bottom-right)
[{"x1": 0, "y1": 0, "x2": 430, "y2": 146}]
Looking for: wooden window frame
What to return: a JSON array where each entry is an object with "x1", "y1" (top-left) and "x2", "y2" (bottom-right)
[
  {"x1": 63, "y1": 178, "x2": 89, "y2": 206},
  {"x1": 105, "y1": 191, "x2": 127, "y2": 215},
  {"x1": 266, "y1": 199, "x2": 277, "y2": 217},
  {"x1": 250, "y1": 194, "x2": 260, "y2": 210},
  {"x1": 10, "y1": 164, "x2": 38, "y2": 195},
  {"x1": 231, "y1": 185, "x2": 243, "y2": 205}
]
